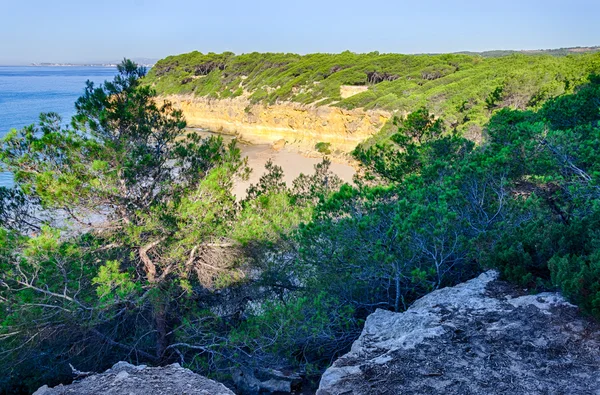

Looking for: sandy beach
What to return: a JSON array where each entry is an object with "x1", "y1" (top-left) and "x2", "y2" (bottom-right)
[{"x1": 189, "y1": 129, "x2": 356, "y2": 199}]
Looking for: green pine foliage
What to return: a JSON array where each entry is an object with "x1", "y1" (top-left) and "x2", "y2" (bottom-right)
[
  {"x1": 144, "y1": 51, "x2": 600, "y2": 136},
  {"x1": 292, "y1": 75, "x2": 600, "y2": 324}
]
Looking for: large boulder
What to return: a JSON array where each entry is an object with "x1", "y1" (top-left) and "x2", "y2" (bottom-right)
[
  {"x1": 317, "y1": 271, "x2": 600, "y2": 394},
  {"x1": 33, "y1": 361, "x2": 234, "y2": 395}
]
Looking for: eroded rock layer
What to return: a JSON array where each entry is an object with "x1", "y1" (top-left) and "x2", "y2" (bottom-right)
[
  {"x1": 165, "y1": 95, "x2": 391, "y2": 152},
  {"x1": 317, "y1": 271, "x2": 600, "y2": 395}
]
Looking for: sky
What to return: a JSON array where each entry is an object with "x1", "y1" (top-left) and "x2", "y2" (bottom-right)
[{"x1": 1, "y1": 0, "x2": 599, "y2": 64}]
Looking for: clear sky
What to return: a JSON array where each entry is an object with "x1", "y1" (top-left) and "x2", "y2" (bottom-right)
[{"x1": 1, "y1": 0, "x2": 598, "y2": 64}]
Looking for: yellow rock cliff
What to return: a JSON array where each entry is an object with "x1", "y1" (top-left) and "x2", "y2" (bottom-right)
[{"x1": 165, "y1": 95, "x2": 391, "y2": 152}]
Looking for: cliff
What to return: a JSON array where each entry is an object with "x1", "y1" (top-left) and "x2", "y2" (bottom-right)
[
  {"x1": 317, "y1": 271, "x2": 600, "y2": 394},
  {"x1": 165, "y1": 95, "x2": 391, "y2": 152}
]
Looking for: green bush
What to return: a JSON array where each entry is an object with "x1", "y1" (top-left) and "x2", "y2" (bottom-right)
[{"x1": 315, "y1": 142, "x2": 331, "y2": 154}]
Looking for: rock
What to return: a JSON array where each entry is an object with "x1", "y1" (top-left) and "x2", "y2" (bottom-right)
[
  {"x1": 114, "y1": 370, "x2": 129, "y2": 381},
  {"x1": 34, "y1": 362, "x2": 234, "y2": 395},
  {"x1": 232, "y1": 368, "x2": 261, "y2": 394},
  {"x1": 271, "y1": 138, "x2": 286, "y2": 151},
  {"x1": 339, "y1": 85, "x2": 369, "y2": 99},
  {"x1": 108, "y1": 361, "x2": 146, "y2": 373},
  {"x1": 232, "y1": 367, "x2": 302, "y2": 394},
  {"x1": 317, "y1": 271, "x2": 600, "y2": 394},
  {"x1": 32, "y1": 385, "x2": 50, "y2": 395},
  {"x1": 165, "y1": 95, "x2": 391, "y2": 152}
]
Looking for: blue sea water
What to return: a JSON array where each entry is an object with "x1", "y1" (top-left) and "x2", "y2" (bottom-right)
[{"x1": 0, "y1": 66, "x2": 117, "y2": 186}]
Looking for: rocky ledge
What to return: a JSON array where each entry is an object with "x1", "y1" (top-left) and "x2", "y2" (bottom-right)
[
  {"x1": 33, "y1": 361, "x2": 234, "y2": 395},
  {"x1": 317, "y1": 271, "x2": 600, "y2": 395}
]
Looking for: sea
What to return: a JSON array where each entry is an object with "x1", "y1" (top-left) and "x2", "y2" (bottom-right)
[{"x1": 0, "y1": 66, "x2": 118, "y2": 186}]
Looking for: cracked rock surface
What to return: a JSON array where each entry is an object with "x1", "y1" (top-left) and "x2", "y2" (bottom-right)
[
  {"x1": 317, "y1": 271, "x2": 600, "y2": 395},
  {"x1": 33, "y1": 361, "x2": 234, "y2": 395}
]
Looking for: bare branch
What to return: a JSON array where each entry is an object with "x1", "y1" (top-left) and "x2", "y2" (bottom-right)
[{"x1": 139, "y1": 237, "x2": 167, "y2": 283}]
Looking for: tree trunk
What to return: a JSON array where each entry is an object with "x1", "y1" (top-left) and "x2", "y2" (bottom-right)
[{"x1": 155, "y1": 298, "x2": 169, "y2": 361}]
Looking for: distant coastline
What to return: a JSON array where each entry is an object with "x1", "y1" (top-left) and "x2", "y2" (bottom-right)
[{"x1": 30, "y1": 63, "x2": 154, "y2": 67}]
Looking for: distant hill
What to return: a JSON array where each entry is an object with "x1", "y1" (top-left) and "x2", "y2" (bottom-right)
[{"x1": 457, "y1": 46, "x2": 600, "y2": 57}]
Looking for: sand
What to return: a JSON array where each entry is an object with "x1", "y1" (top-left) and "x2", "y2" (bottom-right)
[
  {"x1": 233, "y1": 143, "x2": 356, "y2": 198},
  {"x1": 189, "y1": 129, "x2": 356, "y2": 199}
]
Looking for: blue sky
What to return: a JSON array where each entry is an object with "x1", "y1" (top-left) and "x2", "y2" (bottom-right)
[{"x1": 1, "y1": 0, "x2": 598, "y2": 64}]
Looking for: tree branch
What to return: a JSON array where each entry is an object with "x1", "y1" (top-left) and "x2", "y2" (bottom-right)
[
  {"x1": 90, "y1": 328, "x2": 159, "y2": 363},
  {"x1": 139, "y1": 237, "x2": 166, "y2": 283}
]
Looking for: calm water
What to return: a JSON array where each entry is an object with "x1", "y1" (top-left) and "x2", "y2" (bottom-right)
[{"x1": 0, "y1": 66, "x2": 117, "y2": 186}]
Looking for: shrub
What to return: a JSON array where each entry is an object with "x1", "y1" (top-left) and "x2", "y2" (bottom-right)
[{"x1": 315, "y1": 142, "x2": 331, "y2": 154}]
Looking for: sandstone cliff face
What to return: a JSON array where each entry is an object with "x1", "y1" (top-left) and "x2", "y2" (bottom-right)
[
  {"x1": 33, "y1": 362, "x2": 234, "y2": 395},
  {"x1": 317, "y1": 271, "x2": 600, "y2": 395},
  {"x1": 165, "y1": 95, "x2": 391, "y2": 152}
]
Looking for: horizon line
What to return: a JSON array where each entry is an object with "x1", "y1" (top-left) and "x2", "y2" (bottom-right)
[{"x1": 2, "y1": 44, "x2": 599, "y2": 66}]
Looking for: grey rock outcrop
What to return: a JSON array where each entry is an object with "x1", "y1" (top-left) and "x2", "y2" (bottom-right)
[
  {"x1": 232, "y1": 366, "x2": 302, "y2": 394},
  {"x1": 317, "y1": 271, "x2": 600, "y2": 395},
  {"x1": 33, "y1": 361, "x2": 234, "y2": 395}
]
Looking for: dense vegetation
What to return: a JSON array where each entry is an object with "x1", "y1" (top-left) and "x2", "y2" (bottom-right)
[
  {"x1": 144, "y1": 50, "x2": 600, "y2": 139},
  {"x1": 457, "y1": 46, "x2": 600, "y2": 58},
  {"x1": 1, "y1": 58, "x2": 600, "y2": 394}
]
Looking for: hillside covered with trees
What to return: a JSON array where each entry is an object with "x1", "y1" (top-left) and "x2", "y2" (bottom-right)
[
  {"x1": 145, "y1": 51, "x2": 600, "y2": 139},
  {"x1": 1, "y1": 57, "x2": 600, "y2": 394}
]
